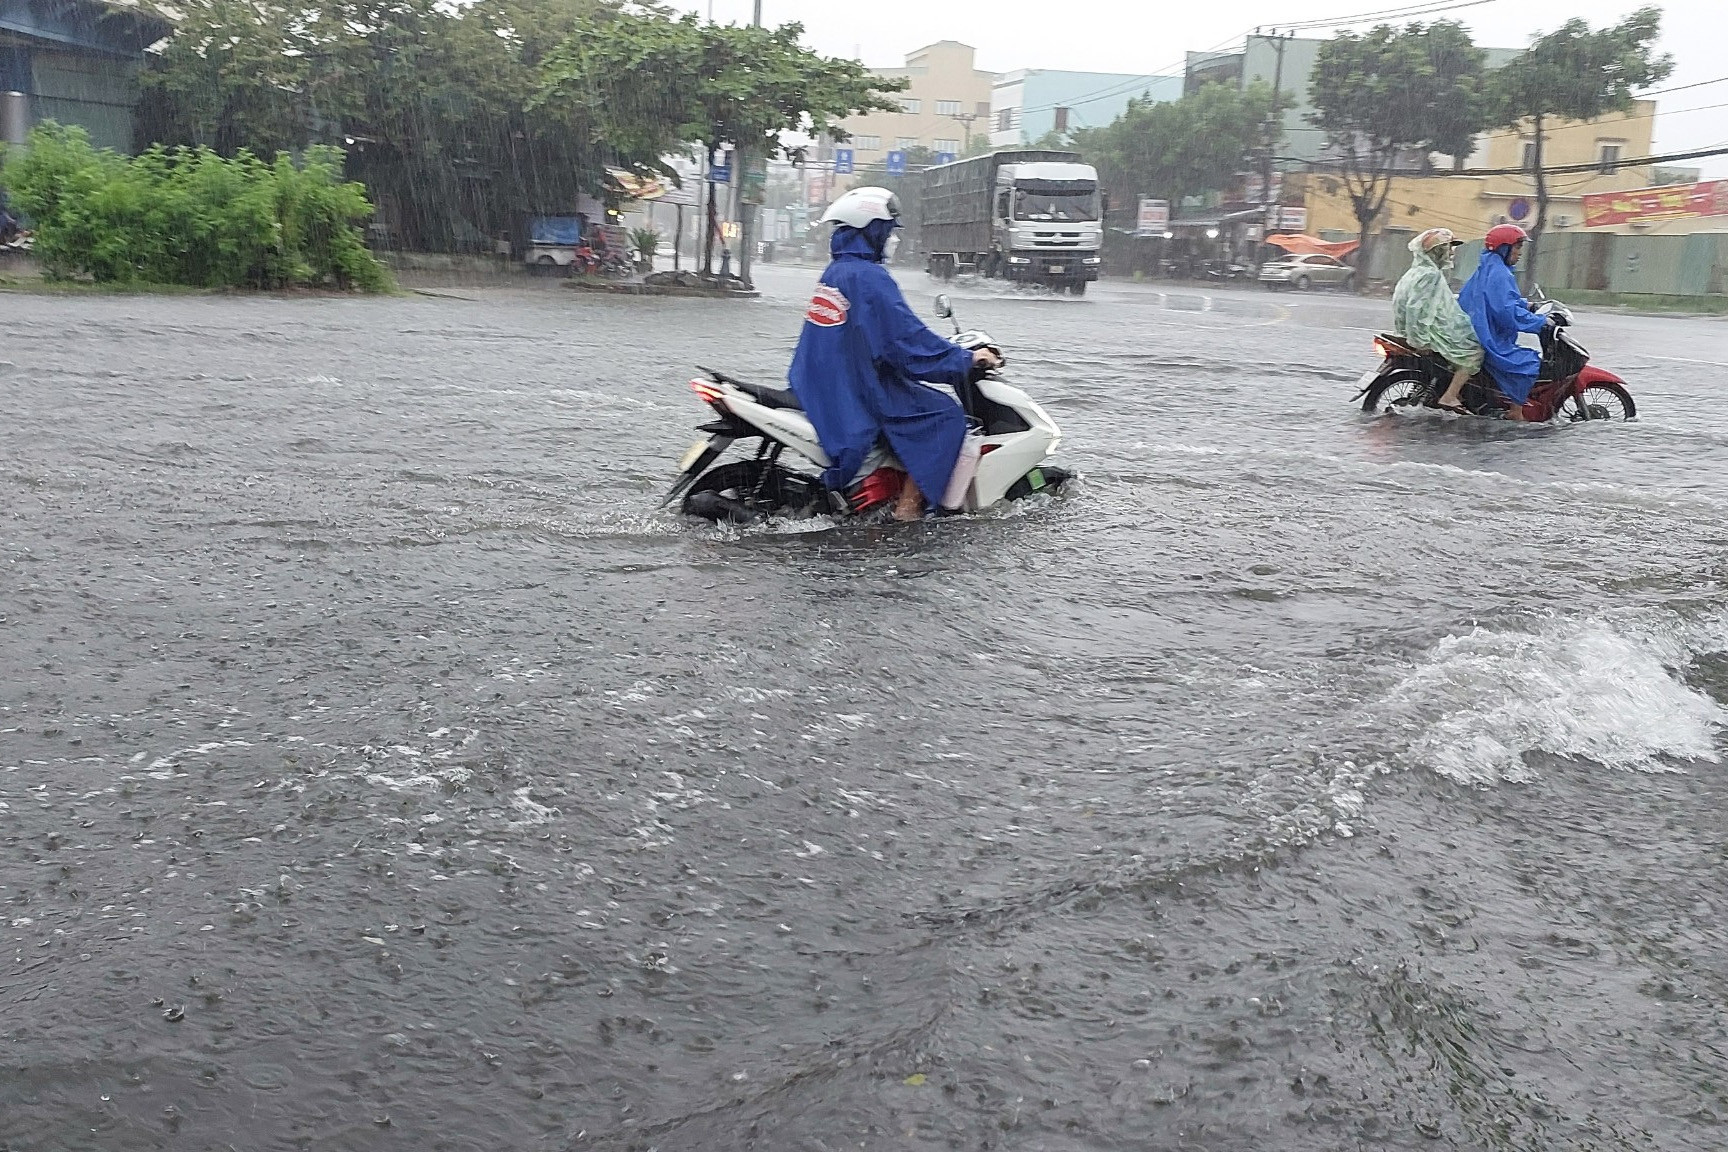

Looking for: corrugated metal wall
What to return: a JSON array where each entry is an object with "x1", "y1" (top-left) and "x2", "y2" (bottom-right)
[
  {"x1": 1412, "y1": 231, "x2": 1728, "y2": 298},
  {"x1": 31, "y1": 48, "x2": 138, "y2": 153}
]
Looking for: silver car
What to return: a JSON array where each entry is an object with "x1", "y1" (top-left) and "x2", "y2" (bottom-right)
[{"x1": 1260, "y1": 253, "x2": 1356, "y2": 292}]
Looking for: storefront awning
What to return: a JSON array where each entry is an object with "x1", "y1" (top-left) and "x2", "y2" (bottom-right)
[
  {"x1": 605, "y1": 168, "x2": 667, "y2": 202},
  {"x1": 1264, "y1": 233, "x2": 1360, "y2": 259}
]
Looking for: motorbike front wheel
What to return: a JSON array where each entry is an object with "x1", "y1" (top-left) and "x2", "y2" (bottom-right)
[
  {"x1": 1361, "y1": 374, "x2": 1435, "y2": 414},
  {"x1": 1568, "y1": 382, "x2": 1637, "y2": 422}
]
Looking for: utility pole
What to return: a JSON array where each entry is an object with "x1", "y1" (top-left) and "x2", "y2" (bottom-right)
[
  {"x1": 947, "y1": 112, "x2": 979, "y2": 152},
  {"x1": 1262, "y1": 30, "x2": 1291, "y2": 237},
  {"x1": 737, "y1": 0, "x2": 764, "y2": 289}
]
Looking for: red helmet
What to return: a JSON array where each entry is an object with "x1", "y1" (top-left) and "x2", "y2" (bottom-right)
[{"x1": 1484, "y1": 223, "x2": 1529, "y2": 251}]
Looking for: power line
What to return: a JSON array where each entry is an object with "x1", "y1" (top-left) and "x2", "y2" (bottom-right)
[
  {"x1": 1277, "y1": 0, "x2": 1497, "y2": 32},
  {"x1": 1009, "y1": 0, "x2": 1503, "y2": 122},
  {"x1": 1639, "y1": 74, "x2": 1728, "y2": 99},
  {"x1": 1282, "y1": 142, "x2": 1728, "y2": 176},
  {"x1": 1656, "y1": 99, "x2": 1728, "y2": 119}
]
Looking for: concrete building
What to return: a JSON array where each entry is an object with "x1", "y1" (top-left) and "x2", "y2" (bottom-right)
[
  {"x1": 989, "y1": 70, "x2": 1182, "y2": 147},
  {"x1": 1, "y1": 0, "x2": 171, "y2": 153},
  {"x1": 833, "y1": 41, "x2": 995, "y2": 173}
]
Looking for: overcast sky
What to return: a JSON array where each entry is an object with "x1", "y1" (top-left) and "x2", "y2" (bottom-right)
[{"x1": 670, "y1": 0, "x2": 1728, "y2": 178}]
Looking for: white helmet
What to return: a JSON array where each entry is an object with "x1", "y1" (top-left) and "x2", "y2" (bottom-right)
[{"x1": 821, "y1": 186, "x2": 901, "y2": 229}]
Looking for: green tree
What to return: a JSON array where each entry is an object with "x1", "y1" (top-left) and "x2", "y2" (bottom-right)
[
  {"x1": 1490, "y1": 7, "x2": 1672, "y2": 286},
  {"x1": 1308, "y1": 21, "x2": 1487, "y2": 288},
  {"x1": 1073, "y1": 81, "x2": 1283, "y2": 217},
  {"x1": 537, "y1": 14, "x2": 899, "y2": 275}
]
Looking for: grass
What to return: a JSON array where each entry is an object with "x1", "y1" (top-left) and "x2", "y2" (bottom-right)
[{"x1": 1559, "y1": 289, "x2": 1728, "y2": 316}]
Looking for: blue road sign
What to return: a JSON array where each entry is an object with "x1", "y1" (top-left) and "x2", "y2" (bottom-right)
[
  {"x1": 709, "y1": 161, "x2": 731, "y2": 184},
  {"x1": 833, "y1": 148, "x2": 854, "y2": 175},
  {"x1": 885, "y1": 150, "x2": 907, "y2": 175},
  {"x1": 934, "y1": 152, "x2": 958, "y2": 166}
]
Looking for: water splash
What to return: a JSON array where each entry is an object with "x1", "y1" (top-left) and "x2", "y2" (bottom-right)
[{"x1": 1385, "y1": 610, "x2": 1726, "y2": 785}]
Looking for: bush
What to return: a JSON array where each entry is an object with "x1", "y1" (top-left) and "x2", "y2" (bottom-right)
[{"x1": 1, "y1": 124, "x2": 391, "y2": 291}]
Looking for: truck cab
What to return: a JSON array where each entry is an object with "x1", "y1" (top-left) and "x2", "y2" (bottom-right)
[{"x1": 991, "y1": 162, "x2": 1104, "y2": 292}]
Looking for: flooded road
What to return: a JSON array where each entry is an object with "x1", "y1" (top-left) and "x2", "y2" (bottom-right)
[{"x1": 5, "y1": 267, "x2": 1728, "y2": 1150}]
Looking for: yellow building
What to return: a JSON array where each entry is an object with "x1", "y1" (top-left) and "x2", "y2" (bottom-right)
[
  {"x1": 1293, "y1": 102, "x2": 1659, "y2": 240},
  {"x1": 830, "y1": 41, "x2": 995, "y2": 190}
]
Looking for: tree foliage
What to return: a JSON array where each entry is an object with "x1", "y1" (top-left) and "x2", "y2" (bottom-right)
[
  {"x1": 535, "y1": 11, "x2": 897, "y2": 272},
  {"x1": 1308, "y1": 21, "x2": 1487, "y2": 283},
  {"x1": 6, "y1": 123, "x2": 389, "y2": 290},
  {"x1": 1490, "y1": 6, "x2": 1672, "y2": 283},
  {"x1": 1072, "y1": 81, "x2": 1284, "y2": 210},
  {"x1": 138, "y1": 1, "x2": 898, "y2": 254}
]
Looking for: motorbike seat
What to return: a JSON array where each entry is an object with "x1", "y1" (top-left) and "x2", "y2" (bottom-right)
[
  {"x1": 700, "y1": 367, "x2": 803, "y2": 411},
  {"x1": 736, "y1": 380, "x2": 803, "y2": 411}
]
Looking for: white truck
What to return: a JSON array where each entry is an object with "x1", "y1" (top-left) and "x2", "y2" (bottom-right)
[{"x1": 917, "y1": 150, "x2": 1104, "y2": 295}]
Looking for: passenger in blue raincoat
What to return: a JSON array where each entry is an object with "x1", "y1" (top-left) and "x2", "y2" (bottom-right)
[
  {"x1": 1459, "y1": 223, "x2": 1550, "y2": 420},
  {"x1": 788, "y1": 187, "x2": 1000, "y2": 519}
]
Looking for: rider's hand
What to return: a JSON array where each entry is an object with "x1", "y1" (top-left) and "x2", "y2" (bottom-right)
[{"x1": 973, "y1": 347, "x2": 1002, "y2": 371}]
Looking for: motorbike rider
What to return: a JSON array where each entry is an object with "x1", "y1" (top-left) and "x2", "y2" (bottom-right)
[
  {"x1": 787, "y1": 186, "x2": 1000, "y2": 521},
  {"x1": 1458, "y1": 224, "x2": 1551, "y2": 421},
  {"x1": 1391, "y1": 228, "x2": 1483, "y2": 413}
]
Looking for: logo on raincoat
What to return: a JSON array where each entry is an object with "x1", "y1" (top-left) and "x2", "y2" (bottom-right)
[{"x1": 806, "y1": 285, "x2": 850, "y2": 327}]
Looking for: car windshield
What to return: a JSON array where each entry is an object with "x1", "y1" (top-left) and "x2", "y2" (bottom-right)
[{"x1": 1014, "y1": 190, "x2": 1097, "y2": 222}]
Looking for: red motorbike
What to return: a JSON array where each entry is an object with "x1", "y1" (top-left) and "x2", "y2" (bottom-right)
[{"x1": 1356, "y1": 293, "x2": 1636, "y2": 422}]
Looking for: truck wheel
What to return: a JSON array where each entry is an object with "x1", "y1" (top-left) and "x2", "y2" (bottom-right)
[{"x1": 1069, "y1": 280, "x2": 1087, "y2": 297}]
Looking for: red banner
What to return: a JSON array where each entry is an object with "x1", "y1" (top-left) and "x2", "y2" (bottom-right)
[{"x1": 1582, "y1": 180, "x2": 1728, "y2": 228}]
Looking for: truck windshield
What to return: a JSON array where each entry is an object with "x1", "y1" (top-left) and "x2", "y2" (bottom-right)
[{"x1": 1014, "y1": 190, "x2": 1097, "y2": 222}]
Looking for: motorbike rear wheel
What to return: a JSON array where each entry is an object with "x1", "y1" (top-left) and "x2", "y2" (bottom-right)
[
  {"x1": 1361, "y1": 374, "x2": 1435, "y2": 414},
  {"x1": 681, "y1": 460, "x2": 822, "y2": 523},
  {"x1": 1568, "y1": 382, "x2": 1636, "y2": 422}
]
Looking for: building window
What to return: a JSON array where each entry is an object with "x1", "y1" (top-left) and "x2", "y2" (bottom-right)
[
  {"x1": 898, "y1": 97, "x2": 921, "y2": 114},
  {"x1": 853, "y1": 135, "x2": 881, "y2": 151},
  {"x1": 1597, "y1": 141, "x2": 1624, "y2": 174},
  {"x1": 996, "y1": 107, "x2": 1020, "y2": 133},
  {"x1": 933, "y1": 138, "x2": 960, "y2": 154},
  {"x1": 895, "y1": 137, "x2": 920, "y2": 151},
  {"x1": 935, "y1": 100, "x2": 962, "y2": 117},
  {"x1": 1053, "y1": 107, "x2": 1070, "y2": 132},
  {"x1": 1520, "y1": 140, "x2": 1537, "y2": 171}
]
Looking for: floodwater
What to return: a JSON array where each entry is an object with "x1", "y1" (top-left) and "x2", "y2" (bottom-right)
[{"x1": 4, "y1": 266, "x2": 1727, "y2": 1151}]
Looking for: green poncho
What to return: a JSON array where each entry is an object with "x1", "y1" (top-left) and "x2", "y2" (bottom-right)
[{"x1": 1391, "y1": 235, "x2": 1484, "y2": 372}]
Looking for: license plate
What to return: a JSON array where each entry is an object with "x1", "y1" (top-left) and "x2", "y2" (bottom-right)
[
  {"x1": 1048, "y1": 265, "x2": 1065, "y2": 274},
  {"x1": 677, "y1": 439, "x2": 709, "y2": 471},
  {"x1": 1355, "y1": 368, "x2": 1380, "y2": 392}
]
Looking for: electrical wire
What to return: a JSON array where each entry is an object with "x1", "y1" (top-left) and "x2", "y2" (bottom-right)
[
  {"x1": 1009, "y1": 0, "x2": 1505, "y2": 122},
  {"x1": 1284, "y1": 142, "x2": 1728, "y2": 176},
  {"x1": 1639, "y1": 75, "x2": 1728, "y2": 99}
]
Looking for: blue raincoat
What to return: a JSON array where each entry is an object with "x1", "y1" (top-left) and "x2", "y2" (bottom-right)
[
  {"x1": 1458, "y1": 248, "x2": 1547, "y2": 404},
  {"x1": 787, "y1": 220, "x2": 975, "y2": 500}
]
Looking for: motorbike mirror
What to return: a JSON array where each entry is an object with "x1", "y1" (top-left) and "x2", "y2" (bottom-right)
[{"x1": 933, "y1": 294, "x2": 952, "y2": 319}]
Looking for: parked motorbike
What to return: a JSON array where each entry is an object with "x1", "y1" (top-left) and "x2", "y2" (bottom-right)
[
  {"x1": 1204, "y1": 259, "x2": 1255, "y2": 282},
  {"x1": 663, "y1": 295, "x2": 1071, "y2": 524},
  {"x1": 1356, "y1": 291, "x2": 1636, "y2": 422}
]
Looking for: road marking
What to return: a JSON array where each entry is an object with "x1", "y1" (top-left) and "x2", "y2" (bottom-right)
[{"x1": 1646, "y1": 354, "x2": 1724, "y2": 367}]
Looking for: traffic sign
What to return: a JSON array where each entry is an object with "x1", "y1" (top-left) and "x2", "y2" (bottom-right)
[
  {"x1": 934, "y1": 152, "x2": 958, "y2": 166},
  {"x1": 833, "y1": 148, "x2": 854, "y2": 175},
  {"x1": 886, "y1": 150, "x2": 906, "y2": 175},
  {"x1": 709, "y1": 161, "x2": 731, "y2": 184}
]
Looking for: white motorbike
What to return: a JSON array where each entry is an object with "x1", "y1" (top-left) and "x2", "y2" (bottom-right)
[{"x1": 664, "y1": 294, "x2": 1071, "y2": 523}]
